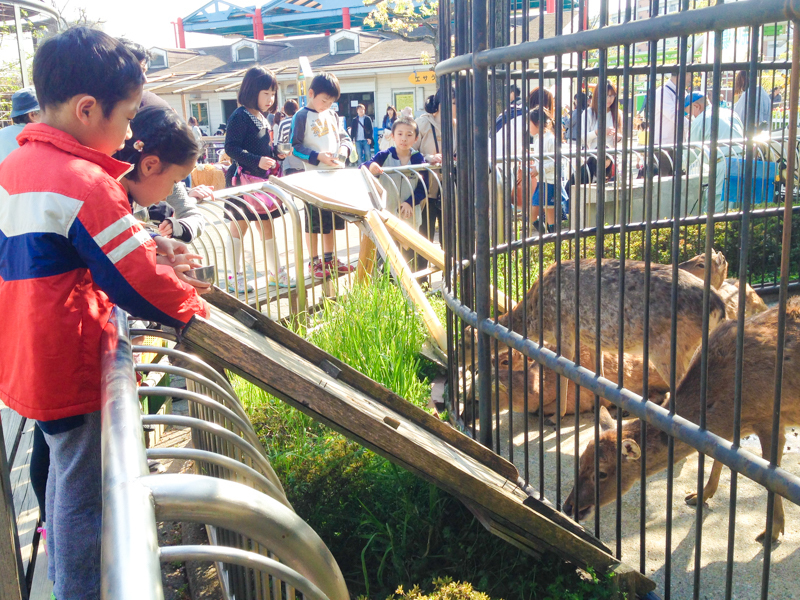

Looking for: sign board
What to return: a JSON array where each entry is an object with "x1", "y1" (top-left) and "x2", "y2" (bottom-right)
[
  {"x1": 394, "y1": 92, "x2": 414, "y2": 113},
  {"x1": 408, "y1": 71, "x2": 436, "y2": 85}
]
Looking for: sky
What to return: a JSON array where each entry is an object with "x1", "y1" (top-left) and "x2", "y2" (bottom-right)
[{"x1": 56, "y1": 0, "x2": 233, "y2": 49}]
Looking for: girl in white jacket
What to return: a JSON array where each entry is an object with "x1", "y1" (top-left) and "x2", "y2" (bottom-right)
[{"x1": 529, "y1": 107, "x2": 569, "y2": 232}]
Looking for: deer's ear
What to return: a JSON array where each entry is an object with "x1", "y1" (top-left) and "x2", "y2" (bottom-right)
[
  {"x1": 621, "y1": 439, "x2": 641, "y2": 461},
  {"x1": 598, "y1": 406, "x2": 615, "y2": 432}
]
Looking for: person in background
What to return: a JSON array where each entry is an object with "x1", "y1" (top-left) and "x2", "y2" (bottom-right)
[
  {"x1": 291, "y1": 72, "x2": 356, "y2": 280},
  {"x1": 733, "y1": 71, "x2": 772, "y2": 132},
  {"x1": 0, "y1": 87, "x2": 40, "y2": 164},
  {"x1": 510, "y1": 85, "x2": 521, "y2": 104},
  {"x1": 380, "y1": 105, "x2": 397, "y2": 151},
  {"x1": 400, "y1": 106, "x2": 414, "y2": 120},
  {"x1": 276, "y1": 99, "x2": 304, "y2": 175},
  {"x1": 188, "y1": 116, "x2": 203, "y2": 141},
  {"x1": 565, "y1": 91, "x2": 588, "y2": 145},
  {"x1": 0, "y1": 28, "x2": 209, "y2": 600},
  {"x1": 413, "y1": 89, "x2": 443, "y2": 272},
  {"x1": 215, "y1": 123, "x2": 227, "y2": 136},
  {"x1": 272, "y1": 110, "x2": 285, "y2": 141},
  {"x1": 348, "y1": 103, "x2": 374, "y2": 166},
  {"x1": 684, "y1": 91, "x2": 744, "y2": 213},
  {"x1": 529, "y1": 107, "x2": 568, "y2": 233},
  {"x1": 652, "y1": 71, "x2": 687, "y2": 149},
  {"x1": 771, "y1": 85, "x2": 783, "y2": 106},
  {"x1": 495, "y1": 86, "x2": 555, "y2": 159},
  {"x1": 224, "y1": 66, "x2": 294, "y2": 291},
  {"x1": 119, "y1": 39, "x2": 172, "y2": 110}
]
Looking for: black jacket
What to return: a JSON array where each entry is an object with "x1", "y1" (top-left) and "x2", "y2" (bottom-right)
[
  {"x1": 348, "y1": 115, "x2": 374, "y2": 145},
  {"x1": 224, "y1": 106, "x2": 278, "y2": 178}
]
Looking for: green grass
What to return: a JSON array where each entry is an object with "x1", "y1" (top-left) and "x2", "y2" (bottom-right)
[{"x1": 230, "y1": 269, "x2": 621, "y2": 599}]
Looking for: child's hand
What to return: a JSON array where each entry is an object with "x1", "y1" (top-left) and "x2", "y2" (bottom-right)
[
  {"x1": 427, "y1": 154, "x2": 443, "y2": 165},
  {"x1": 158, "y1": 220, "x2": 174, "y2": 238},
  {"x1": 259, "y1": 156, "x2": 276, "y2": 170},
  {"x1": 188, "y1": 185, "x2": 214, "y2": 201},
  {"x1": 173, "y1": 263, "x2": 213, "y2": 294},
  {"x1": 154, "y1": 236, "x2": 191, "y2": 263},
  {"x1": 399, "y1": 202, "x2": 414, "y2": 220},
  {"x1": 368, "y1": 162, "x2": 383, "y2": 176},
  {"x1": 318, "y1": 152, "x2": 337, "y2": 166}
]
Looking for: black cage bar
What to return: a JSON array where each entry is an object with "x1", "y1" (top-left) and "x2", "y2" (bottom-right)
[{"x1": 436, "y1": 0, "x2": 800, "y2": 598}]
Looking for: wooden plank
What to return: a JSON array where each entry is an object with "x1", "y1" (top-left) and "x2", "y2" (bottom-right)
[
  {"x1": 180, "y1": 311, "x2": 653, "y2": 590},
  {"x1": 365, "y1": 210, "x2": 447, "y2": 353},
  {"x1": 269, "y1": 172, "x2": 374, "y2": 217},
  {"x1": 0, "y1": 411, "x2": 26, "y2": 600},
  {"x1": 11, "y1": 420, "x2": 40, "y2": 573},
  {"x1": 2, "y1": 406, "x2": 25, "y2": 466},
  {"x1": 199, "y1": 288, "x2": 517, "y2": 481},
  {"x1": 355, "y1": 233, "x2": 376, "y2": 284},
  {"x1": 28, "y1": 538, "x2": 51, "y2": 600},
  {"x1": 379, "y1": 210, "x2": 445, "y2": 269}
]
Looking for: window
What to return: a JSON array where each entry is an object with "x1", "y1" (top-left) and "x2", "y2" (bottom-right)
[
  {"x1": 149, "y1": 49, "x2": 168, "y2": 69},
  {"x1": 190, "y1": 101, "x2": 210, "y2": 134},
  {"x1": 236, "y1": 45, "x2": 255, "y2": 61},
  {"x1": 335, "y1": 38, "x2": 355, "y2": 54}
]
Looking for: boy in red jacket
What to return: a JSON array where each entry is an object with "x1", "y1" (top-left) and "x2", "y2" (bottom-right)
[{"x1": 0, "y1": 28, "x2": 209, "y2": 599}]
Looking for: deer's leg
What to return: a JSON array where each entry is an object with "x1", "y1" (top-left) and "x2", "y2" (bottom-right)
[
  {"x1": 756, "y1": 427, "x2": 786, "y2": 544},
  {"x1": 685, "y1": 459, "x2": 724, "y2": 506}
]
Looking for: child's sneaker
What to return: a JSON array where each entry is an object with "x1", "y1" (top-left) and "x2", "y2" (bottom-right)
[
  {"x1": 227, "y1": 273, "x2": 253, "y2": 294},
  {"x1": 269, "y1": 267, "x2": 296, "y2": 288},
  {"x1": 309, "y1": 259, "x2": 331, "y2": 281},
  {"x1": 327, "y1": 258, "x2": 355, "y2": 275}
]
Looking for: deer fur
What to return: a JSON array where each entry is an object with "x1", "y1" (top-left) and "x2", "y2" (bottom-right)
[{"x1": 563, "y1": 297, "x2": 800, "y2": 544}]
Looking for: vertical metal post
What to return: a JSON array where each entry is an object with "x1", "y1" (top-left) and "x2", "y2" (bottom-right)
[
  {"x1": 14, "y1": 4, "x2": 29, "y2": 88},
  {"x1": 0, "y1": 415, "x2": 26, "y2": 600},
  {"x1": 473, "y1": 0, "x2": 492, "y2": 448}
]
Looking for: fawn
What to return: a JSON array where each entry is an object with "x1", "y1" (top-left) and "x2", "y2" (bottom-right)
[{"x1": 563, "y1": 296, "x2": 800, "y2": 543}]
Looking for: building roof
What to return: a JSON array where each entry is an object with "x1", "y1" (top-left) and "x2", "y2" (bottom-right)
[{"x1": 145, "y1": 31, "x2": 434, "y2": 95}]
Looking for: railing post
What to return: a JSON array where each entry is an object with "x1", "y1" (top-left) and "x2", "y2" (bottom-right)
[{"x1": 0, "y1": 416, "x2": 26, "y2": 600}]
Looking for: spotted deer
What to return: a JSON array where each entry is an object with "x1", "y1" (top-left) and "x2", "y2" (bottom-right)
[{"x1": 563, "y1": 297, "x2": 800, "y2": 543}]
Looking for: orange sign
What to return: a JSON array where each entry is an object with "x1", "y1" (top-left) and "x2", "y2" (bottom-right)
[{"x1": 408, "y1": 71, "x2": 437, "y2": 85}]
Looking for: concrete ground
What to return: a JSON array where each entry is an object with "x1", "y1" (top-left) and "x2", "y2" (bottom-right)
[{"x1": 493, "y1": 410, "x2": 800, "y2": 599}]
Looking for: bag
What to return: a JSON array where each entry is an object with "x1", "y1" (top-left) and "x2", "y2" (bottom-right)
[
  {"x1": 235, "y1": 164, "x2": 283, "y2": 214},
  {"x1": 379, "y1": 129, "x2": 393, "y2": 152}
]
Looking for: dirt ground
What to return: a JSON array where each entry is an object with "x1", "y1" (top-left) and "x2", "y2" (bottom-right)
[{"x1": 493, "y1": 410, "x2": 800, "y2": 600}]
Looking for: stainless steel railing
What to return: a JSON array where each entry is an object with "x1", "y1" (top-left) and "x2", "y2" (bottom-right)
[{"x1": 100, "y1": 307, "x2": 348, "y2": 600}]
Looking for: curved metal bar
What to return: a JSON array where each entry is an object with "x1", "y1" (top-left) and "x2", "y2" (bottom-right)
[
  {"x1": 145, "y1": 447, "x2": 290, "y2": 510},
  {"x1": 158, "y1": 546, "x2": 329, "y2": 600},
  {"x1": 132, "y1": 345, "x2": 235, "y2": 397},
  {"x1": 5, "y1": 0, "x2": 63, "y2": 22},
  {"x1": 100, "y1": 308, "x2": 164, "y2": 600},
  {"x1": 137, "y1": 387, "x2": 262, "y2": 455},
  {"x1": 143, "y1": 474, "x2": 349, "y2": 600},
  {"x1": 141, "y1": 415, "x2": 280, "y2": 490},
  {"x1": 129, "y1": 328, "x2": 179, "y2": 343},
  {"x1": 134, "y1": 364, "x2": 245, "y2": 424}
]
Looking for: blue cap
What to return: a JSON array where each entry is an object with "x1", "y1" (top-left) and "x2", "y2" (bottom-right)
[
  {"x1": 684, "y1": 91, "x2": 705, "y2": 107},
  {"x1": 10, "y1": 87, "x2": 39, "y2": 118}
]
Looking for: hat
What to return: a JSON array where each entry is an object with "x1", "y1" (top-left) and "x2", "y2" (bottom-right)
[
  {"x1": 684, "y1": 92, "x2": 705, "y2": 107},
  {"x1": 10, "y1": 87, "x2": 39, "y2": 118}
]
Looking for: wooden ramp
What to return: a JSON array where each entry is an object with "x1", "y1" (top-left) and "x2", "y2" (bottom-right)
[{"x1": 180, "y1": 289, "x2": 655, "y2": 597}]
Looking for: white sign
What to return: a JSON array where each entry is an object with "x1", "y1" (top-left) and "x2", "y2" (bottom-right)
[{"x1": 350, "y1": 100, "x2": 359, "y2": 107}]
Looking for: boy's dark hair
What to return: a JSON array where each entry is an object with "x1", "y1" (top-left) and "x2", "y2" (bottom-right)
[
  {"x1": 119, "y1": 38, "x2": 150, "y2": 64},
  {"x1": 528, "y1": 106, "x2": 554, "y2": 132},
  {"x1": 11, "y1": 112, "x2": 37, "y2": 125},
  {"x1": 238, "y1": 66, "x2": 278, "y2": 114},
  {"x1": 33, "y1": 27, "x2": 144, "y2": 118},
  {"x1": 114, "y1": 106, "x2": 200, "y2": 182},
  {"x1": 309, "y1": 72, "x2": 340, "y2": 100},
  {"x1": 283, "y1": 99, "x2": 299, "y2": 116},
  {"x1": 574, "y1": 91, "x2": 587, "y2": 111},
  {"x1": 512, "y1": 85, "x2": 521, "y2": 98},
  {"x1": 391, "y1": 116, "x2": 418, "y2": 137}
]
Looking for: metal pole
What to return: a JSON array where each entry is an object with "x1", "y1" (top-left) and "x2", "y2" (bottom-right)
[
  {"x1": 13, "y1": 4, "x2": 29, "y2": 88},
  {"x1": 100, "y1": 308, "x2": 164, "y2": 600}
]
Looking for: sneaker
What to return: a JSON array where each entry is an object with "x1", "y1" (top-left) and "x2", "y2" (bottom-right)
[
  {"x1": 327, "y1": 258, "x2": 355, "y2": 275},
  {"x1": 227, "y1": 273, "x2": 253, "y2": 294},
  {"x1": 269, "y1": 267, "x2": 296, "y2": 288},
  {"x1": 309, "y1": 259, "x2": 331, "y2": 281}
]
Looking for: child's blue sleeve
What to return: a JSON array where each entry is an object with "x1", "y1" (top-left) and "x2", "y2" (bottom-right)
[
  {"x1": 291, "y1": 109, "x2": 319, "y2": 166},
  {"x1": 364, "y1": 149, "x2": 390, "y2": 169}
]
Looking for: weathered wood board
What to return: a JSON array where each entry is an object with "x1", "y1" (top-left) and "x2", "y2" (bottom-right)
[
  {"x1": 180, "y1": 291, "x2": 654, "y2": 594},
  {"x1": 273, "y1": 169, "x2": 381, "y2": 216}
]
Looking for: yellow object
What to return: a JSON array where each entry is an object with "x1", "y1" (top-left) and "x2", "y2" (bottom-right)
[{"x1": 408, "y1": 71, "x2": 437, "y2": 85}]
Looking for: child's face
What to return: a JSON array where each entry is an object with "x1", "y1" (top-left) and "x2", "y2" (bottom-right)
[
  {"x1": 57, "y1": 87, "x2": 142, "y2": 156},
  {"x1": 308, "y1": 90, "x2": 336, "y2": 113},
  {"x1": 529, "y1": 119, "x2": 539, "y2": 135},
  {"x1": 392, "y1": 123, "x2": 417, "y2": 151},
  {"x1": 257, "y1": 89, "x2": 276, "y2": 114},
  {"x1": 128, "y1": 157, "x2": 195, "y2": 207}
]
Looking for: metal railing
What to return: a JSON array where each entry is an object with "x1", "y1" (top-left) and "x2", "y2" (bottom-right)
[
  {"x1": 101, "y1": 307, "x2": 348, "y2": 600},
  {"x1": 436, "y1": 0, "x2": 800, "y2": 598}
]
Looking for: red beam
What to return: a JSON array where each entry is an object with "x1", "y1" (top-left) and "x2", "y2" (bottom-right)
[
  {"x1": 342, "y1": 6, "x2": 351, "y2": 30},
  {"x1": 177, "y1": 17, "x2": 186, "y2": 49}
]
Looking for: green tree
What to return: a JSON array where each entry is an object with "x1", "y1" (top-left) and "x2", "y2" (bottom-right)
[{"x1": 363, "y1": 0, "x2": 441, "y2": 64}]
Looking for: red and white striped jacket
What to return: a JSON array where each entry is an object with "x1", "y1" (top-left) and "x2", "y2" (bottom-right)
[{"x1": 0, "y1": 124, "x2": 209, "y2": 421}]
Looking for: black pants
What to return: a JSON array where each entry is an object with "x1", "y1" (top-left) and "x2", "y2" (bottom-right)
[
  {"x1": 30, "y1": 423, "x2": 50, "y2": 521},
  {"x1": 415, "y1": 198, "x2": 442, "y2": 272}
]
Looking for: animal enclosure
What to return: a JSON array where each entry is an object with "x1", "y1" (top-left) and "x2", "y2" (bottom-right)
[{"x1": 435, "y1": 0, "x2": 800, "y2": 598}]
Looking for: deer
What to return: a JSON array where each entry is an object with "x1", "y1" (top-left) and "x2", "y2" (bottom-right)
[
  {"x1": 469, "y1": 258, "x2": 728, "y2": 418},
  {"x1": 562, "y1": 296, "x2": 800, "y2": 544}
]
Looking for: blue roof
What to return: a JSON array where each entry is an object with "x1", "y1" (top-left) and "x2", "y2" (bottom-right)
[{"x1": 182, "y1": 0, "x2": 380, "y2": 37}]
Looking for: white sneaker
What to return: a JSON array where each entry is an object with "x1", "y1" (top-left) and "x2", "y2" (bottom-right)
[
  {"x1": 269, "y1": 267, "x2": 296, "y2": 288},
  {"x1": 227, "y1": 273, "x2": 253, "y2": 294}
]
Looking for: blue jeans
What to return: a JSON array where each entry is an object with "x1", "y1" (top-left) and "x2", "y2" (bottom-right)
[{"x1": 356, "y1": 140, "x2": 371, "y2": 165}]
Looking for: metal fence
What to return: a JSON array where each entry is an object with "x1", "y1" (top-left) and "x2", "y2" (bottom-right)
[
  {"x1": 101, "y1": 307, "x2": 348, "y2": 600},
  {"x1": 436, "y1": 0, "x2": 800, "y2": 597}
]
